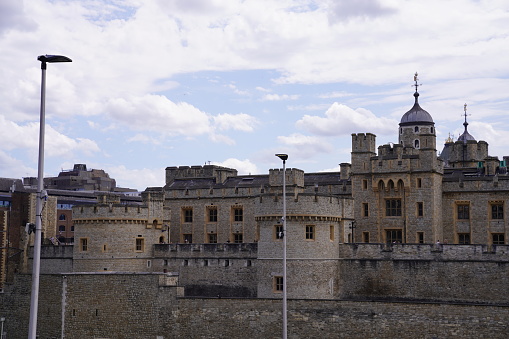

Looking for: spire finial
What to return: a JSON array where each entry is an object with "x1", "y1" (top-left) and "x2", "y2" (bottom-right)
[
  {"x1": 412, "y1": 72, "x2": 422, "y2": 103},
  {"x1": 462, "y1": 103, "x2": 471, "y2": 130}
]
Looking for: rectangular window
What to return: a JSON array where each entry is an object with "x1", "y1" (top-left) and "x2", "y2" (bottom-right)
[
  {"x1": 386, "y1": 230, "x2": 402, "y2": 243},
  {"x1": 458, "y1": 233, "x2": 471, "y2": 244},
  {"x1": 233, "y1": 233, "x2": 243, "y2": 243},
  {"x1": 233, "y1": 207, "x2": 243, "y2": 222},
  {"x1": 362, "y1": 179, "x2": 368, "y2": 190},
  {"x1": 330, "y1": 225, "x2": 334, "y2": 241},
  {"x1": 208, "y1": 233, "x2": 217, "y2": 244},
  {"x1": 208, "y1": 207, "x2": 218, "y2": 222},
  {"x1": 363, "y1": 203, "x2": 369, "y2": 217},
  {"x1": 274, "y1": 276, "x2": 283, "y2": 292},
  {"x1": 80, "y1": 238, "x2": 88, "y2": 252},
  {"x1": 492, "y1": 233, "x2": 505, "y2": 245},
  {"x1": 183, "y1": 234, "x2": 193, "y2": 243},
  {"x1": 385, "y1": 199, "x2": 402, "y2": 216},
  {"x1": 362, "y1": 232, "x2": 370, "y2": 243},
  {"x1": 135, "y1": 238, "x2": 144, "y2": 252},
  {"x1": 183, "y1": 208, "x2": 193, "y2": 223},
  {"x1": 417, "y1": 232, "x2": 424, "y2": 244},
  {"x1": 457, "y1": 204, "x2": 470, "y2": 220},
  {"x1": 491, "y1": 204, "x2": 504, "y2": 219},
  {"x1": 305, "y1": 225, "x2": 315, "y2": 240},
  {"x1": 417, "y1": 202, "x2": 423, "y2": 217},
  {"x1": 59, "y1": 225, "x2": 66, "y2": 232},
  {"x1": 274, "y1": 224, "x2": 284, "y2": 240},
  {"x1": 417, "y1": 178, "x2": 422, "y2": 188}
]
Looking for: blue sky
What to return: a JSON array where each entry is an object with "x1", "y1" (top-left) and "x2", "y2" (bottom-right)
[{"x1": 1, "y1": 0, "x2": 509, "y2": 190}]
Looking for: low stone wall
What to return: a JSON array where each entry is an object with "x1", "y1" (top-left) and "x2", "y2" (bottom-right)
[{"x1": 1, "y1": 273, "x2": 508, "y2": 338}]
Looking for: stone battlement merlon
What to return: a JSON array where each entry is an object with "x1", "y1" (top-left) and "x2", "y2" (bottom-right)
[
  {"x1": 339, "y1": 243, "x2": 509, "y2": 261},
  {"x1": 153, "y1": 243, "x2": 258, "y2": 258}
]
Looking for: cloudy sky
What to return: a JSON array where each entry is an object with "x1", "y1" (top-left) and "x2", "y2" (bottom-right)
[{"x1": 1, "y1": 0, "x2": 509, "y2": 191}]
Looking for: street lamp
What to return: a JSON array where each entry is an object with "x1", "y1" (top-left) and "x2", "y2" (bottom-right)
[
  {"x1": 275, "y1": 153, "x2": 288, "y2": 339},
  {"x1": 28, "y1": 54, "x2": 72, "y2": 339},
  {"x1": 0, "y1": 316, "x2": 5, "y2": 339}
]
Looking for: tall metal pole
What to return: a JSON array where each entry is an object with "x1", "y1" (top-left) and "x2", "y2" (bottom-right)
[
  {"x1": 276, "y1": 153, "x2": 288, "y2": 339},
  {"x1": 282, "y1": 158, "x2": 287, "y2": 339},
  {"x1": 28, "y1": 59, "x2": 47, "y2": 339},
  {"x1": 29, "y1": 55, "x2": 71, "y2": 339}
]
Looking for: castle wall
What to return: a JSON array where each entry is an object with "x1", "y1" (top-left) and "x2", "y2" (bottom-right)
[
  {"x1": 1, "y1": 273, "x2": 508, "y2": 339},
  {"x1": 153, "y1": 243, "x2": 258, "y2": 297}
]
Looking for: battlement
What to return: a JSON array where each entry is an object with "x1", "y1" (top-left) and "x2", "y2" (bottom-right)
[
  {"x1": 165, "y1": 165, "x2": 238, "y2": 185},
  {"x1": 73, "y1": 203, "x2": 150, "y2": 221},
  {"x1": 339, "y1": 243, "x2": 509, "y2": 261},
  {"x1": 269, "y1": 168, "x2": 304, "y2": 187},
  {"x1": 153, "y1": 243, "x2": 258, "y2": 258},
  {"x1": 351, "y1": 133, "x2": 376, "y2": 153}
]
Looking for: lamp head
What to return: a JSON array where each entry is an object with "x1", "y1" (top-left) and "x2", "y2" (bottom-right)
[
  {"x1": 37, "y1": 55, "x2": 72, "y2": 63},
  {"x1": 275, "y1": 153, "x2": 288, "y2": 161}
]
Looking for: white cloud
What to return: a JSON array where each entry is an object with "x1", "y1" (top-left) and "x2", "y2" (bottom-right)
[
  {"x1": 262, "y1": 94, "x2": 300, "y2": 101},
  {"x1": 212, "y1": 158, "x2": 259, "y2": 175},
  {"x1": 105, "y1": 94, "x2": 212, "y2": 136},
  {"x1": 296, "y1": 102, "x2": 397, "y2": 136},
  {"x1": 0, "y1": 115, "x2": 100, "y2": 160},
  {"x1": 106, "y1": 165, "x2": 165, "y2": 190},
  {"x1": 213, "y1": 113, "x2": 259, "y2": 132},
  {"x1": 277, "y1": 133, "x2": 334, "y2": 158}
]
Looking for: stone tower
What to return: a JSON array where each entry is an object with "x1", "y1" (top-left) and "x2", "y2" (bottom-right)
[{"x1": 351, "y1": 74, "x2": 444, "y2": 244}]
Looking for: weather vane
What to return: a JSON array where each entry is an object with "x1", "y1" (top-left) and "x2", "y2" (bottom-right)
[
  {"x1": 413, "y1": 72, "x2": 421, "y2": 92},
  {"x1": 463, "y1": 103, "x2": 470, "y2": 123}
]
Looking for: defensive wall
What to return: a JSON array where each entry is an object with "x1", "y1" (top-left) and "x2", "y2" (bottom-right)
[{"x1": 1, "y1": 272, "x2": 508, "y2": 339}]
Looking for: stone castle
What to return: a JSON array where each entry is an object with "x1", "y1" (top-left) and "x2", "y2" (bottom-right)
[{"x1": 1, "y1": 80, "x2": 508, "y2": 338}]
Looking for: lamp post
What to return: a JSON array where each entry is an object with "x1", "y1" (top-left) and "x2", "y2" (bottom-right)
[
  {"x1": 275, "y1": 153, "x2": 288, "y2": 339},
  {"x1": 28, "y1": 54, "x2": 72, "y2": 339},
  {"x1": 0, "y1": 316, "x2": 5, "y2": 339}
]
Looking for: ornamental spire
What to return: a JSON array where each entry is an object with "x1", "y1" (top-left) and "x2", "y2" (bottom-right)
[{"x1": 413, "y1": 72, "x2": 421, "y2": 103}]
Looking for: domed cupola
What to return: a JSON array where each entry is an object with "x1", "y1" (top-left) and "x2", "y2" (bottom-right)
[
  {"x1": 400, "y1": 91, "x2": 434, "y2": 125},
  {"x1": 398, "y1": 73, "x2": 436, "y2": 150}
]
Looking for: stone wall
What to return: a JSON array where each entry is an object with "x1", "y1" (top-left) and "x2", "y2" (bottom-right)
[{"x1": 1, "y1": 273, "x2": 508, "y2": 338}]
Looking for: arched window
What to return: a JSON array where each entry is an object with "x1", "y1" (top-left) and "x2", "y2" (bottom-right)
[
  {"x1": 430, "y1": 127, "x2": 434, "y2": 134},
  {"x1": 414, "y1": 140, "x2": 420, "y2": 149},
  {"x1": 388, "y1": 180, "x2": 395, "y2": 190},
  {"x1": 59, "y1": 214, "x2": 66, "y2": 220},
  {"x1": 414, "y1": 126, "x2": 419, "y2": 133}
]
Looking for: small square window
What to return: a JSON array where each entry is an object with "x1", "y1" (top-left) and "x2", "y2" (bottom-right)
[
  {"x1": 274, "y1": 225, "x2": 284, "y2": 240},
  {"x1": 305, "y1": 225, "x2": 315, "y2": 240},
  {"x1": 208, "y1": 233, "x2": 217, "y2": 244},
  {"x1": 183, "y1": 208, "x2": 193, "y2": 223},
  {"x1": 457, "y1": 204, "x2": 470, "y2": 220},
  {"x1": 491, "y1": 204, "x2": 504, "y2": 219},
  {"x1": 135, "y1": 238, "x2": 145, "y2": 252},
  {"x1": 492, "y1": 233, "x2": 505, "y2": 245},
  {"x1": 233, "y1": 207, "x2": 243, "y2": 222},
  {"x1": 362, "y1": 232, "x2": 370, "y2": 243},
  {"x1": 458, "y1": 233, "x2": 470, "y2": 244},
  {"x1": 208, "y1": 207, "x2": 218, "y2": 222},
  {"x1": 80, "y1": 238, "x2": 88, "y2": 252},
  {"x1": 417, "y1": 202, "x2": 423, "y2": 217},
  {"x1": 274, "y1": 276, "x2": 283, "y2": 292},
  {"x1": 233, "y1": 233, "x2": 243, "y2": 243}
]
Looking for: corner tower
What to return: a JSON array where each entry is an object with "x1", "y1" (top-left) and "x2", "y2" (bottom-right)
[{"x1": 399, "y1": 73, "x2": 436, "y2": 151}]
